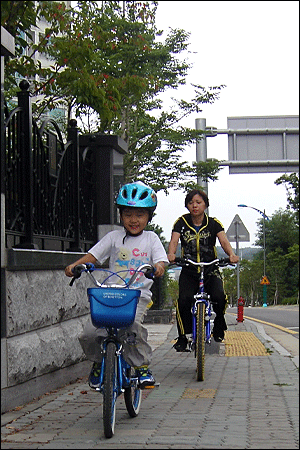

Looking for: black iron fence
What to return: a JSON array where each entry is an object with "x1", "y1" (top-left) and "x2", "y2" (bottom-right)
[{"x1": 4, "y1": 80, "x2": 125, "y2": 252}]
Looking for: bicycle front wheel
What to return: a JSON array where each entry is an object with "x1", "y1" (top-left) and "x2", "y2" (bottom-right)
[
  {"x1": 103, "y1": 341, "x2": 118, "y2": 438},
  {"x1": 196, "y1": 302, "x2": 206, "y2": 381},
  {"x1": 124, "y1": 367, "x2": 142, "y2": 417}
]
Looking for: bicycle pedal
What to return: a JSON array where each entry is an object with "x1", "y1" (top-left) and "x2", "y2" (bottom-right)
[{"x1": 143, "y1": 382, "x2": 160, "y2": 389}]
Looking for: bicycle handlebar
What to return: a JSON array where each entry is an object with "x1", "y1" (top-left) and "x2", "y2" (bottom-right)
[
  {"x1": 69, "y1": 263, "x2": 156, "y2": 287},
  {"x1": 172, "y1": 256, "x2": 234, "y2": 268}
]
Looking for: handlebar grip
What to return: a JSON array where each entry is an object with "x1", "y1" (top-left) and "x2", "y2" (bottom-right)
[
  {"x1": 218, "y1": 257, "x2": 231, "y2": 266},
  {"x1": 174, "y1": 257, "x2": 189, "y2": 266},
  {"x1": 174, "y1": 257, "x2": 182, "y2": 263},
  {"x1": 69, "y1": 264, "x2": 88, "y2": 286},
  {"x1": 144, "y1": 267, "x2": 156, "y2": 279},
  {"x1": 72, "y1": 264, "x2": 86, "y2": 278}
]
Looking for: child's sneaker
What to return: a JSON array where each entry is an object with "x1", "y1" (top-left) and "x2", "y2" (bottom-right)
[
  {"x1": 134, "y1": 365, "x2": 155, "y2": 388},
  {"x1": 88, "y1": 362, "x2": 101, "y2": 389}
]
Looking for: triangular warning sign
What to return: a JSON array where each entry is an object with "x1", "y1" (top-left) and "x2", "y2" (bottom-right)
[
  {"x1": 260, "y1": 276, "x2": 270, "y2": 285},
  {"x1": 226, "y1": 214, "x2": 250, "y2": 242}
]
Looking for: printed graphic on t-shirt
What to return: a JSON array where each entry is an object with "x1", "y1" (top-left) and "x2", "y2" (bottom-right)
[{"x1": 114, "y1": 246, "x2": 150, "y2": 287}]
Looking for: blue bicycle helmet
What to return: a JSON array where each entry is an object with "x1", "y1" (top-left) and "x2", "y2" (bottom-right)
[{"x1": 116, "y1": 181, "x2": 157, "y2": 220}]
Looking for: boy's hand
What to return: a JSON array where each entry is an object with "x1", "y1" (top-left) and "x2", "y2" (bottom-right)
[
  {"x1": 154, "y1": 262, "x2": 165, "y2": 277},
  {"x1": 65, "y1": 264, "x2": 76, "y2": 277},
  {"x1": 64, "y1": 254, "x2": 97, "y2": 278}
]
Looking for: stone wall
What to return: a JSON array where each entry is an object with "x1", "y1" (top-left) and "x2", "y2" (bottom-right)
[
  {"x1": 1, "y1": 250, "x2": 91, "y2": 413},
  {"x1": 5, "y1": 269, "x2": 89, "y2": 383}
]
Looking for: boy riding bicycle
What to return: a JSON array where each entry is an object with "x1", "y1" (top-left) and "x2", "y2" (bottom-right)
[{"x1": 65, "y1": 181, "x2": 168, "y2": 389}]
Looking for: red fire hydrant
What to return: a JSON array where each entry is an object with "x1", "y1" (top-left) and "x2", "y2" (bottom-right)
[{"x1": 237, "y1": 297, "x2": 245, "y2": 322}]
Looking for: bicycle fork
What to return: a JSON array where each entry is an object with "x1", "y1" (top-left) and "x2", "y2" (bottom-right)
[
  {"x1": 97, "y1": 340, "x2": 121, "y2": 395},
  {"x1": 192, "y1": 295, "x2": 212, "y2": 346},
  {"x1": 97, "y1": 340, "x2": 138, "y2": 395}
]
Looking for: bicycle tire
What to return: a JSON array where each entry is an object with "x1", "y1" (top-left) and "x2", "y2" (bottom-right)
[
  {"x1": 124, "y1": 367, "x2": 142, "y2": 417},
  {"x1": 196, "y1": 302, "x2": 205, "y2": 381},
  {"x1": 103, "y1": 341, "x2": 118, "y2": 438}
]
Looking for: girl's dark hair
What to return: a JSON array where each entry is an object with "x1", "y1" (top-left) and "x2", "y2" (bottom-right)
[{"x1": 185, "y1": 189, "x2": 209, "y2": 208}]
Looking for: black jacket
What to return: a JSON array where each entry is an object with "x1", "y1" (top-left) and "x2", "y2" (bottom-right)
[{"x1": 172, "y1": 213, "x2": 224, "y2": 275}]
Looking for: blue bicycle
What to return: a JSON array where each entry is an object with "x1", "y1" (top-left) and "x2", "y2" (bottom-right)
[
  {"x1": 171, "y1": 256, "x2": 232, "y2": 381},
  {"x1": 70, "y1": 262, "x2": 155, "y2": 438}
]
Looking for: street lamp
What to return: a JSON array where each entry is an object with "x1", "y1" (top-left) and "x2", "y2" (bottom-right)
[{"x1": 238, "y1": 204, "x2": 270, "y2": 306}]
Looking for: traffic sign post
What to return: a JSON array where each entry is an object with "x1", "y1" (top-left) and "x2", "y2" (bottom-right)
[
  {"x1": 226, "y1": 214, "x2": 250, "y2": 303},
  {"x1": 263, "y1": 285, "x2": 267, "y2": 307},
  {"x1": 260, "y1": 275, "x2": 270, "y2": 307}
]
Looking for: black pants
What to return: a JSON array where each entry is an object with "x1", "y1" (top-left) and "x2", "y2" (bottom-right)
[{"x1": 176, "y1": 269, "x2": 227, "y2": 335}]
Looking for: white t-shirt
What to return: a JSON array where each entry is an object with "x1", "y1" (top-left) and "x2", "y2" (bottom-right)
[{"x1": 88, "y1": 230, "x2": 169, "y2": 301}]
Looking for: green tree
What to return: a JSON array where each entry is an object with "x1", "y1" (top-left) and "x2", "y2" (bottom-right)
[
  {"x1": 239, "y1": 259, "x2": 264, "y2": 306},
  {"x1": 2, "y1": 0, "x2": 225, "y2": 193},
  {"x1": 275, "y1": 172, "x2": 299, "y2": 224},
  {"x1": 254, "y1": 209, "x2": 299, "y2": 303},
  {"x1": 166, "y1": 278, "x2": 179, "y2": 309},
  {"x1": 221, "y1": 266, "x2": 237, "y2": 306},
  {"x1": 256, "y1": 209, "x2": 298, "y2": 255},
  {"x1": 145, "y1": 221, "x2": 170, "y2": 309}
]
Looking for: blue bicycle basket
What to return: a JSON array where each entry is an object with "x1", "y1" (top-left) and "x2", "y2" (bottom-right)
[{"x1": 87, "y1": 287, "x2": 141, "y2": 328}]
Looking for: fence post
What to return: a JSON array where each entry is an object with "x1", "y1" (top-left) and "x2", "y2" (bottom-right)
[
  {"x1": 16, "y1": 80, "x2": 37, "y2": 249},
  {"x1": 67, "y1": 119, "x2": 82, "y2": 252}
]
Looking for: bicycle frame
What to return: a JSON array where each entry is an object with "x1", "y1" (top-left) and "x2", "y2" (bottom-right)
[{"x1": 192, "y1": 264, "x2": 212, "y2": 348}]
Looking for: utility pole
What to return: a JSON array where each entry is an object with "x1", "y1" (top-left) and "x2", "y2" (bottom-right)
[{"x1": 195, "y1": 118, "x2": 208, "y2": 195}]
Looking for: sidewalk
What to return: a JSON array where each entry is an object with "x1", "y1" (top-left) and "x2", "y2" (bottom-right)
[{"x1": 1, "y1": 313, "x2": 299, "y2": 449}]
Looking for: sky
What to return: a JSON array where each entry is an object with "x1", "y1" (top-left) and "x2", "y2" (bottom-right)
[{"x1": 151, "y1": 1, "x2": 299, "y2": 248}]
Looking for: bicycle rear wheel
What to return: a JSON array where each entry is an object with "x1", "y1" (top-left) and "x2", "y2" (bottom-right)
[
  {"x1": 196, "y1": 302, "x2": 205, "y2": 381},
  {"x1": 103, "y1": 341, "x2": 118, "y2": 438},
  {"x1": 124, "y1": 367, "x2": 142, "y2": 417}
]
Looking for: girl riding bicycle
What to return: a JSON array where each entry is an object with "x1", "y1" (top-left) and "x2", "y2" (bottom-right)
[
  {"x1": 65, "y1": 181, "x2": 168, "y2": 389},
  {"x1": 167, "y1": 189, "x2": 239, "y2": 349}
]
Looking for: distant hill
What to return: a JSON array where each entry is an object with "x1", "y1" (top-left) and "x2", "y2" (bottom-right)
[
  {"x1": 216, "y1": 246, "x2": 260, "y2": 260},
  {"x1": 167, "y1": 243, "x2": 261, "y2": 261}
]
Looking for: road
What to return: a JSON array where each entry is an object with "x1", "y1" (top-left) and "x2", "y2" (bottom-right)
[
  {"x1": 227, "y1": 304, "x2": 299, "y2": 363},
  {"x1": 228, "y1": 304, "x2": 299, "y2": 334}
]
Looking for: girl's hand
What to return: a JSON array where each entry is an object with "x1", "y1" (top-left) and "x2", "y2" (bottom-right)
[
  {"x1": 229, "y1": 254, "x2": 239, "y2": 264},
  {"x1": 167, "y1": 253, "x2": 176, "y2": 263}
]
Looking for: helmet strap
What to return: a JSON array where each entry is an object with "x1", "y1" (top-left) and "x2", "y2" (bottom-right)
[{"x1": 122, "y1": 228, "x2": 143, "y2": 244}]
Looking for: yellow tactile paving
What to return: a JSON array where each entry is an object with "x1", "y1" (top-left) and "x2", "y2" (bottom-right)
[
  {"x1": 224, "y1": 331, "x2": 269, "y2": 356},
  {"x1": 182, "y1": 388, "x2": 216, "y2": 398}
]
